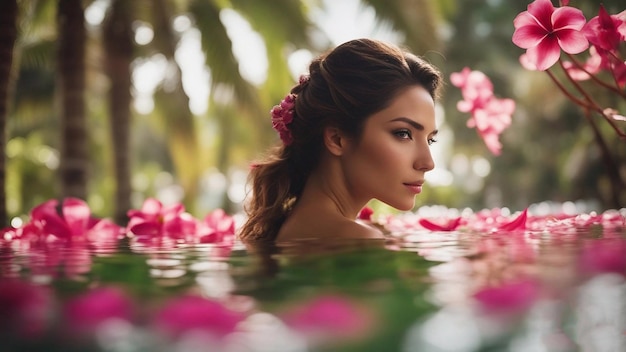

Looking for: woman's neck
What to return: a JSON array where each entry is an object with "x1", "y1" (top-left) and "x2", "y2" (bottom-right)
[{"x1": 296, "y1": 160, "x2": 366, "y2": 220}]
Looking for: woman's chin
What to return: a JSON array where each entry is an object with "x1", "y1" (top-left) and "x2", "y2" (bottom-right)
[{"x1": 384, "y1": 200, "x2": 415, "y2": 212}]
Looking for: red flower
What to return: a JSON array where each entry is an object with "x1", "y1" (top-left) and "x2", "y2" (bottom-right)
[
  {"x1": 126, "y1": 198, "x2": 198, "y2": 243},
  {"x1": 16, "y1": 198, "x2": 123, "y2": 245},
  {"x1": 357, "y1": 206, "x2": 374, "y2": 221},
  {"x1": 198, "y1": 209, "x2": 235, "y2": 245},
  {"x1": 512, "y1": 0, "x2": 589, "y2": 71},
  {"x1": 583, "y1": 6, "x2": 626, "y2": 52},
  {"x1": 270, "y1": 94, "x2": 296, "y2": 145}
]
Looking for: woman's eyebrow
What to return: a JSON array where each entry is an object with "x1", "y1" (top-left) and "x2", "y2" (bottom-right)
[{"x1": 390, "y1": 117, "x2": 438, "y2": 135}]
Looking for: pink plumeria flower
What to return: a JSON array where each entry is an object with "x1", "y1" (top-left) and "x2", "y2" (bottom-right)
[
  {"x1": 562, "y1": 45, "x2": 603, "y2": 80},
  {"x1": 126, "y1": 198, "x2": 198, "y2": 243},
  {"x1": 198, "y1": 209, "x2": 235, "y2": 245},
  {"x1": 451, "y1": 68, "x2": 494, "y2": 111},
  {"x1": 16, "y1": 198, "x2": 123, "y2": 245},
  {"x1": 472, "y1": 98, "x2": 515, "y2": 155},
  {"x1": 582, "y1": 5, "x2": 626, "y2": 53},
  {"x1": 513, "y1": 0, "x2": 589, "y2": 71},
  {"x1": 451, "y1": 68, "x2": 515, "y2": 155}
]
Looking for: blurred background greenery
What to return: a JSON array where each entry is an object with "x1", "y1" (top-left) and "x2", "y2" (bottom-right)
[{"x1": 1, "y1": 0, "x2": 624, "y2": 226}]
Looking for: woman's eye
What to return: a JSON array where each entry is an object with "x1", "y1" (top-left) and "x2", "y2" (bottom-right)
[
  {"x1": 393, "y1": 129, "x2": 412, "y2": 140},
  {"x1": 428, "y1": 138, "x2": 438, "y2": 146}
]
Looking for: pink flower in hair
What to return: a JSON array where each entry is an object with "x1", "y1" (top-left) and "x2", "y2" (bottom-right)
[{"x1": 271, "y1": 94, "x2": 296, "y2": 145}]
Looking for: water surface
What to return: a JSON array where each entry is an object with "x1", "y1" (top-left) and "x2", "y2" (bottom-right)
[{"x1": 1, "y1": 222, "x2": 625, "y2": 352}]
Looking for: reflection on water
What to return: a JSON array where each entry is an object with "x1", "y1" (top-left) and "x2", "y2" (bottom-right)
[{"x1": 1, "y1": 217, "x2": 626, "y2": 351}]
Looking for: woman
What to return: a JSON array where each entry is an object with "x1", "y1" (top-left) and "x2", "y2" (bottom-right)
[{"x1": 239, "y1": 38, "x2": 442, "y2": 243}]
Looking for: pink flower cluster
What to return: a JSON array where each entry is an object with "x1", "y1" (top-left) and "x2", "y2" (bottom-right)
[
  {"x1": 270, "y1": 94, "x2": 296, "y2": 145},
  {"x1": 3, "y1": 197, "x2": 235, "y2": 248},
  {"x1": 6, "y1": 198, "x2": 124, "y2": 247},
  {"x1": 513, "y1": 0, "x2": 625, "y2": 76},
  {"x1": 1, "y1": 198, "x2": 124, "y2": 277},
  {"x1": 126, "y1": 198, "x2": 235, "y2": 248},
  {"x1": 564, "y1": 7, "x2": 626, "y2": 88},
  {"x1": 1, "y1": 197, "x2": 236, "y2": 276},
  {"x1": 450, "y1": 67, "x2": 516, "y2": 155},
  {"x1": 512, "y1": 0, "x2": 626, "y2": 137}
]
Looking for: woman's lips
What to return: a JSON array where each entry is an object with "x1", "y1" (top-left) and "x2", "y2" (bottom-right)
[{"x1": 404, "y1": 183, "x2": 423, "y2": 194}]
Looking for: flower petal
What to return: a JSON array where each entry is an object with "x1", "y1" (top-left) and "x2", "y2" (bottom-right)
[
  {"x1": 419, "y1": 217, "x2": 462, "y2": 231},
  {"x1": 481, "y1": 131, "x2": 503, "y2": 155},
  {"x1": 31, "y1": 199, "x2": 71, "y2": 238},
  {"x1": 140, "y1": 198, "x2": 162, "y2": 215},
  {"x1": 498, "y1": 208, "x2": 528, "y2": 232},
  {"x1": 552, "y1": 6, "x2": 587, "y2": 31},
  {"x1": 526, "y1": 37, "x2": 561, "y2": 71},
  {"x1": 519, "y1": 53, "x2": 539, "y2": 70},
  {"x1": 556, "y1": 29, "x2": 589, "y2": 54},
  {"x1": 62, "y1": 198, "x2": 91, "y2": 237},
  {"x1": 513, "y1": 11, "x2": 540, "y2": 30},
  {"x1": 526, "y1": 0, "x2": 555, "y2": 31},
  {"x1": 513, "y1": 25, "x2": 549, "y2": 49}
]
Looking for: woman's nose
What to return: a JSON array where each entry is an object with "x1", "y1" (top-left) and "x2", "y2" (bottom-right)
[{"x1": 415, "y1": 146, "x2": 435, "y2": 172}]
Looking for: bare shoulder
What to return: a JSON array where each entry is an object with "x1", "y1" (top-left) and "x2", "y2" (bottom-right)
[
  {"x1": 335, "y1": 219, "x2": 384, "y2": 239},
  {"x1": 277, "y1": 214, "x2": 383, "y2": 242}
]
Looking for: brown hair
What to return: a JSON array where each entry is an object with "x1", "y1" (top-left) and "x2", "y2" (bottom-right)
[{"x1": 239, "y1": 38, "x2": 442, "y2": 242}]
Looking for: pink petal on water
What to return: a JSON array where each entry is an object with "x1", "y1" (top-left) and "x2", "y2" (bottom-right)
[
  {"x1": 282, "y1": 295, "x2": 372, "y2": 338},
  {"x1": 498, "y1": 208, "x2": 528, "y2": 232},
  {"x1": 153, "y1": 295, "x2": 244, "y2": 339},
  {"x1": 64, "y1": 286, "x2": 134, "y2": 333},
  {"x1": 474, "y1": 279, "x2": 540, "y2": 314},
  {"x1": 419, "y1": 217, "x2": 462, "y2": 231}
]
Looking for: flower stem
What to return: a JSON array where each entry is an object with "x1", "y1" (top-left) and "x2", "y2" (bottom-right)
[
  {"x1": 565, "y1": 53, "x2": 626, "y2": 99},
  {"x1": 558, "y1": 59, "x2": 625, "y2": 139}
]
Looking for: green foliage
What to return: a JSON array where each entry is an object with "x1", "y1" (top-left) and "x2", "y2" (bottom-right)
[
  {"x1": 230, "y1": 245, "x2": 440, "y2": 351},
  {"x1": 6, "y1": 0, "x2": 625, "y2": 219}
]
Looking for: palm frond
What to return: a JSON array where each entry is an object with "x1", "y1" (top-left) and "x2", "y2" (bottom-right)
[
  {"x1": 188, "y1": 0, "x2": 259, "y2": 112},
  {"x1": 361, "y1": 0, "x2": 441, "y2": 53}
]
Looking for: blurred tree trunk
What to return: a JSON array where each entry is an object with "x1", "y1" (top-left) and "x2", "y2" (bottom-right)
[
  {"x1": 57, "y1": 0, "x2": 87, "y2": 200},
  {"x1": 0, "y1": 0, "x2": 18, "y2": 227},
  {"x1": 151, "y1": 0, "x2": 200, "y2": 213},
  {"x1": 103, "y1": 0, "x2": 134, "y2": 224}
]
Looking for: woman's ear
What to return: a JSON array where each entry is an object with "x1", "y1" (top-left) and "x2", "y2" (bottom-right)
[{"x1": 323, "y1": 126, "x2": 348, "y2": 156}]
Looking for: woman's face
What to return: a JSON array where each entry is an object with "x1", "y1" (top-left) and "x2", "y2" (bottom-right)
[{"x1": 340, "y1": 85, "x2": 437, "y2": 211}]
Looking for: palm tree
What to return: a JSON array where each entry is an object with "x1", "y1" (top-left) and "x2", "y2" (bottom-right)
[
  {"x1": 0, "y1": 0, "x2": 18, "y2": 227},
  {"x1": 148, "y1": 0, "x2": 202, "y2": 213},
  {"x1": 57, "y1": 0, "x2": 87, "y2": 200},
  {"x1": 103, "y1": 0, "x2": 134, "y2": 224}
]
